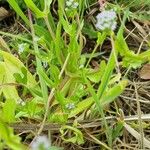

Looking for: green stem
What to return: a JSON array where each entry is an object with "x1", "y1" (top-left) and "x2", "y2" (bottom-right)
[{"x1": 83, "y1": 75, "x2": 112, "y2": 147}]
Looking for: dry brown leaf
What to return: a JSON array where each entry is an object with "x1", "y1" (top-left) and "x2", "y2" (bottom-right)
[
  {"x1": 132, "y1": 20, "x2": 147, "y2": 37},
  {"x1": 139, "y1": 64, "x2": 150, "y2": 80},
  {"x1": 0, "y1": 36, "x2": 10, "y2": 52},
  {"x1": 98, "y1": 0, "x2": 107, "y2": 10},
  {"x1": 0, "y1": 7, "x2": 9, "y2": 21}
]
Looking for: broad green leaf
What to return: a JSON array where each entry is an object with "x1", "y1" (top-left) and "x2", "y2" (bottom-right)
[
  {"x1": 49, "y1": 64, "x2": 60, "y2": 84},
  {"x1": 55, "y1": 90, "x2": 66, "y2": 107},
  {"x1": 2, "y1": 99, "x2": 16, "y2": 123},
  {"x1": 122, "y1": 51, "x2": 143, "y2": 68},
  {"x1": 0, "y1": 62, "x2": 19, "y2": 100},
  {"x1": 0, "y1": 121, "x2": 25, "y2": 150},
  {"x1": 13, "y1": 67, "x2": 27, "y2": 84},
  {"x1": 100, "y1": 80, "x2": 128, "y2": 106},
  {"x1": 60, "y1": 17, "x2": 76, "y2": 36},
  {"x1": 0, "y1": 50, "x2": 39, "y2": 100},
  {"x1": 24, "y1": 0, "x2": 52, "y2": 18},
  {"x1": 69, "y1": 97, "x2": 93, "y2": 118},
  {"x1": 0, "y1": 50, "x2": 37, "y2": 89},
  {"x1": 87, "y1": 60, "x2": 106, "y2": 83},
  {"x1": 24, "y1": 0, "x2": 46, "y2": 18},
  {"x1": 115, "y1": 30, "x2": 129, "y2": 56}
]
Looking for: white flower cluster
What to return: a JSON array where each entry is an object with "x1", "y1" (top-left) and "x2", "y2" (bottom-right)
[
  {"x1": 31, "y1": 136, "x2": 51, "y2": 150},
  {"x1": 66, "y1": 0, "x2": 79, "y2": 9},
  {"x1": 95, "y1": 10, "x2": 117, "y2": 31}
]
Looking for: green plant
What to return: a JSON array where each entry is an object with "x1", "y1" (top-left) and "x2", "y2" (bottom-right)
[{"x1": 0, "y1": 0, "x2": 150, "y2": 149}]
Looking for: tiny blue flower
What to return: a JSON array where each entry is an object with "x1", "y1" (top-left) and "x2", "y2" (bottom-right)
[
  {"x1": 66, "y1": 103, "x2": 75, "y2": 110},
  {"x1": 18, "y1": 43, "x2": 26, "y2": 54}
]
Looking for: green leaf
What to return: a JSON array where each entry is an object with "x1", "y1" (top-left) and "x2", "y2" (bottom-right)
[
  {"x1": 139, "y1": 49, "x2": 150, "y2": 60},
  {"x1": 122, "y1": 51, "x2": 143, "y2": 68},
  {"x1": 24, "y1": 0, "x2": 46, "y2": 18},
  {"x1": 69, "y1": 97, "x2": 93, "y2": 118},
  {"x1": 0, "y1": 50, "x2": 38, "y2": 89},
  {"x1": 0, "y1": 121, "x2": 25, "y2": 150},
  {"x1": 0, "y1": 62, "x2": 19, "y2": 100},
  {"x1": 44, "y1": 0, "x2": 52, "y2": 13},
  {"x1": 34, "y1": 24, "x2": 52, "y2": 47},
  {"x1": 7, "y1": 0, "x2": 30, "y2": 26},
  {"x1": 2, "y1": 99, "x2": 16, "y2": 123},
  {"x1": 112, "y1": 120, "x2": 124, "y2": 140},
  {"x1": 97, "y1": 48, "x2": 116, "y2": 99},
  {"x1": 60, "y1": 17, "x2": 76, "y2": 36},
  {"x1": 13, "y1": 67, "x2": 27, "y2": 84},
  {"x1": 100, "y1": 80, "x2": 128, "y2": 106},
  {"x1": 115, "y1": 10, "x2": 130, "y2": 56},
  {"x1": 87, "y1": 60, "x2": 106, "y2": 83},
  {"x1": 38, "y1": 69, "x2": 55, "y2": 88}
]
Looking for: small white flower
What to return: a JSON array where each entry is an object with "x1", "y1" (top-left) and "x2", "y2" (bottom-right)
[
  {"x1": 65, "y1": 0, "x2": 79, "y2": 9},
  {"x1": 17, "y1": 99, "x2": 26, "y2": 106},
  {"x1": 66, "y1": 103, "x2": 75, "y2": 110},
  {"x1": 18, "y1": 43, "x2": 26, "y2": 54},
  {"x1": 72, "y1": 2, "x2": 79, "y2": 8},
  {"x1": 95, "y1": 10, "x2": 117, "y2": 31},
  {"x1": 31, "y1": 136, "x2": 51, "y2": 150}
]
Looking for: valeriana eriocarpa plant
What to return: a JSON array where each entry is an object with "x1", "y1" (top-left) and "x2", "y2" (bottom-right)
[{"x1": 1, "y1": 0, "x2": 144, "y2": 149}]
